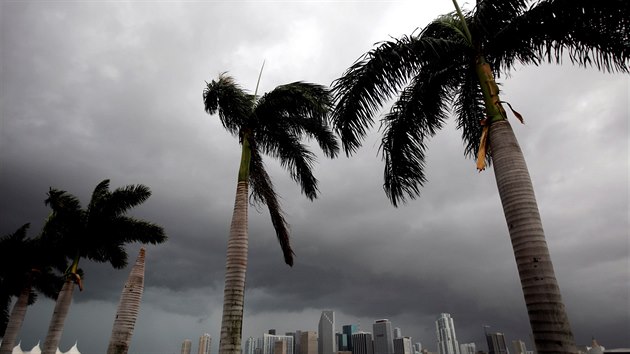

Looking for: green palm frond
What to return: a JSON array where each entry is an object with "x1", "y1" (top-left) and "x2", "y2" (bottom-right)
[
  {"x1": 452, "y1": 65, "x2": 487, "y2": 159},
  {"x1": 380, "y1": 64, "x2": 455, "y2": 206},
  {"x1": 331, "y1": 33, "x2": 467, "y2": 155},
  {"x1": 256, "y1": 130, "x2": 319, "y2": 200},
  {"x1": 486, "y1": 0, "x2": 630, "y2": 73},
  {"x1": 203, "y1": 73, "x2": 255, "y2": 136},
  {"x1": 249, "y1": 148, "x2": 294, "y2": 266},
  {"x1": 255, "y1": 82, "x2": 340, "y2": 158}
]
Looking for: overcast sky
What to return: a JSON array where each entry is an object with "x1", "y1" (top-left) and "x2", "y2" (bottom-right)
[{"x1": 0, "y1": 1, "x2": 628, "y2": 354}]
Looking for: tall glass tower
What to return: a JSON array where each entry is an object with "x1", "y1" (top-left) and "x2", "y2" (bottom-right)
[
  {"x1": 318, "y1": 310, "x2": 335, "y2": 354},
  {"x1": 435, "y1": 313, "x2": 460, "y2": 354},
  {"x1": 373, "y1": 319, "x2": 394, "y2": 354},
  {"x1": 342, "y1": 324, "x2": 358, "y2": 352},
  {"x1": 198, "y1": 333, "x2": 212, "y2": 354}
]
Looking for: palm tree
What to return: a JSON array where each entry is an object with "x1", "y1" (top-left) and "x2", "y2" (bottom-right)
[
  {"x1": 0, "y1": 224, "x2": 66, "y2": 354},
  {"x1": 330, "y1": 1, "x2": 628, "y2": 353},
  {"x1": 107, "y1": 247, "x2": 146, "y2": 354},
  {"x1": 203, "y1": 73, "x2": 339, "y2": 354},
  {"x1": 41, "y1": 179, "x2": 167, "y2": 354}
]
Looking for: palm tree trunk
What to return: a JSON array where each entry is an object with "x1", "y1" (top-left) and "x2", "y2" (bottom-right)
[
  {"x1": 489, "y1": 120, "x2": 576, "y2": 354},
  {"x1": 107, "y1": 248, "x2": 146, "y2": 354},
  {"x1": 42, "y1": 278, "x2": 75, "y2": 354},
  {"x1": 218, "y1": 180, "x2": 249, "y2": 354},
  {"x1": 0, "y1": 280, "x2": 32, "y2": 354}
]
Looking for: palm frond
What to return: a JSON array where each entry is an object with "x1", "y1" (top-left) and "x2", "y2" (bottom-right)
[
  {"x1": 106, "y1": 184, "x2": 152, "y2": 217},
  {"x1": 331, "y1": 33, "x2": 467, "y2": 155},
  {"x1": 380, "y1": 64, "x2": 455, "y2": 206},
  {"x1": 255, "y1": 82, "x2": 340, "y2": 158},
  {"x1": 249, "y1": 148, "x2": 294, "y2": 266},
  {"x1": 486, "y1": 0, "x2": 630, "y2": 73},
  {"x1": 203, "y1": 73, "x2": 255, "y2": 136},
  {"x1": 452, "y1": 65, "x2": 488, "y2": 160},
  {"x1": 255, "y1": 130, "x2": 319, "y2": 200}
]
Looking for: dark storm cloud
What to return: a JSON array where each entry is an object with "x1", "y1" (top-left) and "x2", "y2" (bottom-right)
[{"x1": 1, "y1": 1, "x2": 627, "y2": 354}]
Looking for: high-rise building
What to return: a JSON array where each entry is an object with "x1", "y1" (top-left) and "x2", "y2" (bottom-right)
[
  {"x1": 512, "y1": 340, "x2": 527, "y2": 354},
  {"x1": 263, "y1": 334, "x2": 294, "y2": 354},
  {"x1": 413, "y1": 343, "x2": 422, "y2": 354},
  {"x1": 393, "y1": 337, "x2": 413, "y2": 354},
  {"x1": 393, "y1": 328, "x2": 402, "y2": 339},
  {"x1": 245, "y1": 337, "x2": 257, "y2": 354},
  {"x1": 319, "y1": 310, "x2": 336, "y2": 354},
  {"x1": 301, "y1": 331, "x2": 318, "y2": 354},
  {"x1": 342, "y1": 325, "x2": 358, "y2": 352},
  {"x1": 198, "y1": 333, "x2": 212, "y2": 354},
  {"x1": 181, "y1": 339, "x2": 192, "y2": 354},
  {"x1": 435, "y1": 313, "x2": 460, "y2": 354},
  {"x1": 337, "y1": 333, "x2": 349, "y2": 351},
  {"x1": 459, "y1": 343, "x2": 475, "y2": 354},
  {"x1": 352, "y1": 332, "x2": 374, "y2": 354},
  {"x1": 373, "y1": 319, "x2": 394, "y2": 354},
  {"x1": 294, "y1": 330, "x2": 303, "y2": 354},
  {"x1": 485, "y1": 332, "x2": 508, "y2": 354},
  {"x1": 275, "y1": 339, "x2": 289, "y2": 354}
]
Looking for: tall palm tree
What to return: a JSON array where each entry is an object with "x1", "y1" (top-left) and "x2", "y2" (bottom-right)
[
  {"x1": 0, "y1": 224, "x2": 66, "y2": 354},
  {"x1": 41, "y1": 179, "x2": 167, "y2": 354},
  {"x1": 330, "y1": 1, "x2": 628, "y2": 353},
  {"x1": 107, "y1": 247, "x2": 146, "y2": 354},
  {"x1": 203, "y1": 73, "x2": 339, "y2": 354}
]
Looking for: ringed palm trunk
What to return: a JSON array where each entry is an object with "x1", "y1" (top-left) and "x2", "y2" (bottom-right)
[
  {"x1": 42, "y1": 278, "x2": 75, "y2": 354},
  {"x1": 471, "y1": 51, "x2": 576, "y2": 353},
  {"x1": 488, "y1": 121, "x2": 576, "y2": 354},
  {"x1": 218, "y1": 136, "x2": 251, "y2": 354},
  {"x1": 107, "y1": 247, "x2": 146, "y2": 354},
  {"x1": 0, "y1": 277, "x2": 32, "y2": 354}
]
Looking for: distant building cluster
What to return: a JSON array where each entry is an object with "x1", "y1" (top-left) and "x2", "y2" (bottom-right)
[
  {"x1": 232, "y1": 311, "x2": 535, "y2": 354},
  {"x1": 181, "y1": 333, "x2": 212, "y2": 354},
  {"x1": 178, "y1": 311, "x2": 626, "y2": 354}
]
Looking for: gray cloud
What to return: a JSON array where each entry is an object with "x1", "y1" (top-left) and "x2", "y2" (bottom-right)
[{"x1": 1, "y1": 1, "x2": 627, "y2": 354}]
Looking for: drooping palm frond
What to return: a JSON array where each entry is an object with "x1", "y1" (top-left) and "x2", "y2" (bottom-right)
[
  {"x1": 452, "y1": 65, "x2": 487, "y2": 160},
  {"x1": 249, "y1": 148, "x2": 294, "y2": 266},
  {"x1": 256, "y1": 129, "x2": 319, "y2": 200},
  {"x1": 255, "y1": 82, "x2": 340, "y2": 158},
  {"x1": 380, "y1": 64, "x2": 456, "y2": 206},
  {"x1": 485, "y1": 0, "x2": 630, "y2": 74},
  {"x1": 331, "y1": 32, "x2": 468, "y2": 155},
  {"x1": 203, "y1": 74, "x2": 255, "y2": 136}
]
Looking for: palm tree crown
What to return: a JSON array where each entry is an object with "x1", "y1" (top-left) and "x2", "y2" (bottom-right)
[
  {"x1": 331, "y1": 0, "x2": 629, "y2": 206},
  {"x1": 43, "y1": 179, "x2": 167, "y2": 272},
  {"x1": 203, "y1": 74, "x2": 339, "y2": 265}
]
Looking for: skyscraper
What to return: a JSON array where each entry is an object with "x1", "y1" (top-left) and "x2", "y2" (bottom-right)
[
  {"x1": 393, "y1": 337, "x2": 413, "y2": 354},
  {"x1": 263, "y1": 333, "x2": 294, "y2": 354},
  {"x1": 435, "y1": 313, "x2": 460, "y2": 354},
  {"x1": 393, "y1": 328, "x2": 402, "y2": 339},
  {"x1": 459, "y1": 343, "x2": 476, "y2": 354},
  {"x1": 318, "y1": 310, "x2": 335, "y2": 354},
  {"x1": 352, "y1": 332, "x2": 374, "y2": 354},
  {"x1": 413, "y1": 343, "x2": 422, "y2": 354},
  {"x1": 337, "y1": 333, "x2": 348, "y2": 351},
  {"x1": 198, "y1": 333, "x2": 212, "y2": 354},
  {"x1": 342, "y1": 325, "x2": 358, "y2": 352},
  {"x1": 485, "y1": 332, "x2": 508, "y2": 354},
  {"x1": 301, "y1": 331, "x2": 318, "y2": 354},
  {"x1": 181, "y1": 339, "x2": 192, "y2": 354},
  {"x1": 245, "y1": 337, "x2": 257, "y2": 354},
  {"x1": 373, "y1": 319, "x2": 394, "y2": 354},
  {"x1": 512, "y1": 340, "x2": 527, "y2": 354}
]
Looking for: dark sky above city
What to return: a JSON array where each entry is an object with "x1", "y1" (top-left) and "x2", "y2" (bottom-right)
[{"x1": 0, "y1": 1, "x2": 628, "y2": 354}]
